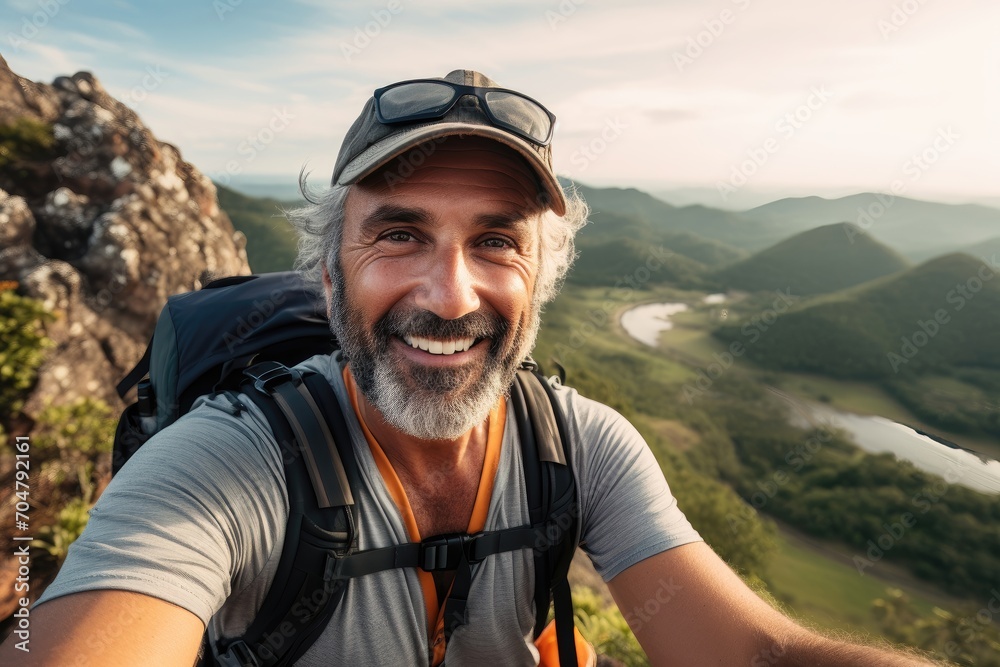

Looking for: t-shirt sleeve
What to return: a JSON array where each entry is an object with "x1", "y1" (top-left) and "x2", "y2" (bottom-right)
[
  {"x1": 562, "y1": 387, "x2": 702, "y2": 582},
  {"x1": 34, "y1": 393, "x2": 287, "y2": 625}
]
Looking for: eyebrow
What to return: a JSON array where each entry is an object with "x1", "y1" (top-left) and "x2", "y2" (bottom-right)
[
  {"x1": 359, "y1": 204, "x2": 534, "y2": 235},
  {"x1": 474, "y1": 211, "x2": 533, "y2": 233},
  {"x1": 359, "y1": 205, "x2": 429, "y2": 232}
]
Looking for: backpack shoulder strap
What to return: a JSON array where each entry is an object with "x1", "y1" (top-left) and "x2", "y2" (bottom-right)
[
  {"x1": 212, "y1": 361, "x2": 359, "y2": 667},
  {"x1": 512, "y1": 369, "x2": 580, "y2": 667}
]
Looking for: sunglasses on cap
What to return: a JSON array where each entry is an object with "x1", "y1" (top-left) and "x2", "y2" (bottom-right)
[{"x1": 373, "y1": 79, "x2": 557, "y2": 147}]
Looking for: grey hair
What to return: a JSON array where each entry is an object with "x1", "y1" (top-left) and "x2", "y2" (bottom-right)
[
  {"x1": 284, "y1": 173, "x2": 351, "y2": 307},
  {"x1": 284, "y1": 173, "x2": 589, "y2": 310},
  {"x1": 534, "y1": 183, "x2": 589, "y2": 306}
]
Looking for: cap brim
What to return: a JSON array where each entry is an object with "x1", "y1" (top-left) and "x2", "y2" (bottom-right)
[{"x1": 337, "y1": 121, "x2": 567, "y2": 216}]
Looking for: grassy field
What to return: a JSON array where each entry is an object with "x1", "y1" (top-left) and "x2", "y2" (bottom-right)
[{"x1": 766, "y1": 527, "x2": 943, "y2": 636}]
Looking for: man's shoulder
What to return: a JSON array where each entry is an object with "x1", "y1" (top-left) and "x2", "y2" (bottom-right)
[
  {"x1": 181, "y1": 351, "x2": 344, "y2": 431},
  {"x1": 544, "y1": 377, "x2": 636, "y2": 439}
]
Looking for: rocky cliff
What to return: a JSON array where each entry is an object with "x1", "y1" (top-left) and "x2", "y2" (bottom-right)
[
  {"x1": 0, "y1": 54, "x2": 251, "y2": 621},
  {"x1": 0, "y1": 53, "x2": 250, "y2": 418}
]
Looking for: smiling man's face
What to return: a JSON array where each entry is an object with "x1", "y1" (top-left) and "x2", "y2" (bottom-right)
[{"x1": 323, "y1": 136, "x2": 547, "y2": 440}]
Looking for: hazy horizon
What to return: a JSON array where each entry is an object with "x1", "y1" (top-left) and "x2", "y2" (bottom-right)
[
  {"x1": 3, "y1": 0, "x2": 998, "y2": 209},
  {"x1": 221, "y1": 172, "x2": 1000, "y2": 213}
]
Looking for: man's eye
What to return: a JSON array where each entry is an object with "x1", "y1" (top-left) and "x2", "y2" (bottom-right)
[
  {"x1": 481, "y1": 237, "x2": 512, "y2": 249},
  {"x1": 384, "y1": 231, "x2": 414, "y2": 242}
]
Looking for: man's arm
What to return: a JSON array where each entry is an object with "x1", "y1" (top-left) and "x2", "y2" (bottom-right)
[
  {"x1": 0, "y1": 590, "x2": 204, "y2": 667},
  {"x1": 608, "y1": 541, "x2": 938, "y2": 666}
]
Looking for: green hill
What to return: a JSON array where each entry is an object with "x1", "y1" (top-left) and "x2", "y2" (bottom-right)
[
  {"x1": 715, "y1": 222, "x2": 910, "y2": 295},
  {"x1": 215, "y1": 184, "x2": 299, "y2": 272},
  {"x1": 569, "y1": 180, "x2": 774, "y2": 251},
  {"x1": 659, "y1": 231, "x2": 748, "y2": 267},
  {"x1": 570, "y1": 237, "x2": 707, "y2": 288},
  {"x1": 714, "y1": 253, "x2": 1000, "y2": 379},
  {"x1": 744, "y1": 194, "x2": 1000, "y2": 259},
  {"x1": 957, "y1": 235, "x2": 1000, "y2": 263}
]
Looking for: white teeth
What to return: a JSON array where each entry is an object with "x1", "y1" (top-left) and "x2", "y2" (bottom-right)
[{"x1": 403, "y1": 335, "x2": 476, "y2": 355}]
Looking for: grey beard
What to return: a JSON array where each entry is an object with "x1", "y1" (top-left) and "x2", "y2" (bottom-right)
[{"x1": 328, "y1": 267, "x2": 540, "y2": 440}]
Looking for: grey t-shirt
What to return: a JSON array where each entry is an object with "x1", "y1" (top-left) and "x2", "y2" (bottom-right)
[{"x1": 38, "y1": 352, "x2": 701, "y2": 665}]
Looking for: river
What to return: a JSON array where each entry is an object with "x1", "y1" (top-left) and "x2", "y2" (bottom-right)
[{"x1": 621, "y1": 299, "x2": 1000, "y2": 494}]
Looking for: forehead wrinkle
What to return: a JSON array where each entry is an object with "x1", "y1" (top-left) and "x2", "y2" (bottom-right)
[
  {"x1": 407, "y1": 164, "x2": 544, "y2": 213},
  {"x1": 392, "y1": 161, "x2": 534, "y2": 186}
]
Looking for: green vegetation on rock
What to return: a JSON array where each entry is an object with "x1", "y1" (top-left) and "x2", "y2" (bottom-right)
[
  {"x1": 0, "y1": 117, "x2": 56, "y2": 169},
  {"x1": 0, "y1": 286, "x2": 54, "y2": 417},
  {"x1": 34, "y1": 396, "x2": 116, "y2": 455}
]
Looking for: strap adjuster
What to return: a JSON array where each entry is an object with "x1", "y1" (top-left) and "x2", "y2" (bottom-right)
[
  {"x1": 244, "y1": 360, "x2": 303, "y2": 394},
  {"x1": 217, "y1": 639, "x2": 260, "y2": 667},
  {"x1": 419, "y1": 533, "x2": 467, "y2": 571}
]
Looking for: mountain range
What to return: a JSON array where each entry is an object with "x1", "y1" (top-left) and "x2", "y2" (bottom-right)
[
  {"x1": 568, "y1": 181, "x2": 1000, "y2": 261},
  {"x1": 714, "y1": 222, "x2": 910, "y2": 296},
  {"x1": 713, "y1": 252, "x2": 1000, "y2": 379}
]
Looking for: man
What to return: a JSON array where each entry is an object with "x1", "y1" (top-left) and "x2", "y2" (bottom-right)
[{"x1": 3, "y1": 70, "x2": 936, "y2": 666}]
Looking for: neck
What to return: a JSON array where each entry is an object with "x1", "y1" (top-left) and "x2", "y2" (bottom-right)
[{"x1": 349, "y1": 372, "x2": 491, "y2": 483}]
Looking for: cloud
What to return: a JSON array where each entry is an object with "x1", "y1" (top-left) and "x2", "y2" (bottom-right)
[
  {"x1": 644, "y1": 109, "x2": 702, "y2": 123},
  {"x1": 3, "y1": 0, "x2": 998, "y2": 199}
]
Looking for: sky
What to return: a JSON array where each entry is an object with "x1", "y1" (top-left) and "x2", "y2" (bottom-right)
[{"x1": 3, "y1": 0, "x2": 999, "y2": 209}]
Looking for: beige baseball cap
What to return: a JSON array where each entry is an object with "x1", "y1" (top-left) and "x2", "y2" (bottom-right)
[{"x1": 331, "y1": 69, "x2": 566, "y2": 215}]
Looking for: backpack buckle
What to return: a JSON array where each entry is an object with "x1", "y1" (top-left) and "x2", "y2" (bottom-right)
[
  {"x1": 419, "y1": 533, "x2": 467, "y2": 571},
  {"x1": 216, "y1": 639, "x2": 260, "y2": 667}
]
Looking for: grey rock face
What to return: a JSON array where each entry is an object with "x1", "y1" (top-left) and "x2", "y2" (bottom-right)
[{"x1": 0, "y1": 53, "x2": 251, "y2": 413}]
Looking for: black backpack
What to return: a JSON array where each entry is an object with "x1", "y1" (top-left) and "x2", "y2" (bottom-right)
[{"x1": 113, "y1": 272, "x2": 581, "y2": 667}]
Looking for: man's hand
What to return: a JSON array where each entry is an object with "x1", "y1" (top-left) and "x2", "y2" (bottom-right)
[
  {"x1": 608, "y1": 541, "x2": 938, "y2": 665},
  {"x1": 0, "y1": 590, "x2": 204, "y2": 667}
]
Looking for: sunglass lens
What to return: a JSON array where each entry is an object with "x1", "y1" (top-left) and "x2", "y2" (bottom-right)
[
  {"x1": 379, "y1": 82, "x2": 457, "y2": 121},
  {"x1": 483, "y1": 91, "x2": 551, "y2": 143}
]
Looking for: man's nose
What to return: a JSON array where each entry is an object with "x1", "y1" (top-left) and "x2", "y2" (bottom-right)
[{"x1": 414, "y1": 245, "x2": 481, "y2": 320}]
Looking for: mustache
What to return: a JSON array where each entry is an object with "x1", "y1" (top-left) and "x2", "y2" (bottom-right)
[{"x1": 375, "y1": 308, "x2": 509, "y2": 351}]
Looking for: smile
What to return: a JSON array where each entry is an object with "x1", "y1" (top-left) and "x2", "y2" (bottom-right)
[{"x1": 402, "y1": 334, "x2": 478, "y2": 355}]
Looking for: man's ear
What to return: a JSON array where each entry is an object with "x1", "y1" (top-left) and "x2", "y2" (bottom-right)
[{"x1": 320, "y1": 264, "x2": 334, "y2": 318}]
